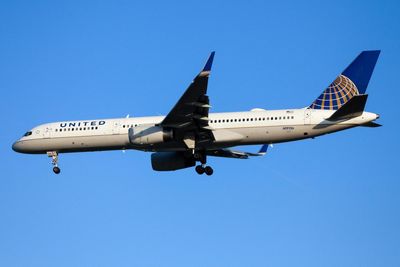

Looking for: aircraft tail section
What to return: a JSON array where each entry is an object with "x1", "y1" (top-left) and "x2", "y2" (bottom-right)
[{"x1": 309, "y1": 50, "x2": 380, "y2": 110}]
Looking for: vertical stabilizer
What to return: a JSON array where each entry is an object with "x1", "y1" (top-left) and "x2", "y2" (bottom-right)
[{"x1": 309, "y1": 50, "x2": 380, "y2": 110}]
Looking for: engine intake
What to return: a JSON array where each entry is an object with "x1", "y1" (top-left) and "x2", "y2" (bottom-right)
[{"x1": 129, "y1": 125, "x2": 173, "y2": 146}]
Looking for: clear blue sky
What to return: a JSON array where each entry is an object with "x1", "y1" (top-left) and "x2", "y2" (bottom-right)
[{"x1": 1, "y1": 0, "x2": 399, "y2": 266}]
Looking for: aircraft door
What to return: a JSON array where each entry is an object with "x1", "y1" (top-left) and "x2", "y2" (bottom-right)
[
  {"x1": 304, "y1": 109, "x2": 311, "y2": 125},
  {"x1": 43, "y1": 126, "x2": 52, "y2": 138},
  {"x1": 112, "y1": 121, "x2": 121, "y2": 134}
]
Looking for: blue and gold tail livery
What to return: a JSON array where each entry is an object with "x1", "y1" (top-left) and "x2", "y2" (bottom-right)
[{"x1": 309, "y1": 50, "x2": 380, "y2": 110}]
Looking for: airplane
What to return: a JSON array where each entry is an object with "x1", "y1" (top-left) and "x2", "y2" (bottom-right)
[{"x1": 12, "y1": 50, "x2": 381, "y2": 176}]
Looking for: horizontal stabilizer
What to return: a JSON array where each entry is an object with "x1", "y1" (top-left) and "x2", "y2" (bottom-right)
[
  {"x1": 361, "y1": 121, "x2": 382, "y2": 127},
  {"x1": 328, "y1": 94, "x2": 368, "y2": 120}
]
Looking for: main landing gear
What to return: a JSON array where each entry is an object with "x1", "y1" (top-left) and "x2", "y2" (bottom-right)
[
  {"x1": 193, "y1": 151, "x2": 214, "y2": 176},
  {"x1": 195, "y1": 165, "x2": 214, "y2": 176},
  {"x1": 47, "y1": 151, "x2": 60, "y2": 174}
]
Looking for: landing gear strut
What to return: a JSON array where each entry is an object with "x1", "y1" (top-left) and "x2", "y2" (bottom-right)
[{"x1": 47, "y1": 151, "x2": 60, "y2": 174}]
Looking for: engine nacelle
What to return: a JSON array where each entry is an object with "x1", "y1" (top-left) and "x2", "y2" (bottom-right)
[
  {"x1": 129, "y1": 125, "x2": 173, "y2": 146},
  {"x1": 151, "y1": 152, "x2": 195, "y2": 171}
]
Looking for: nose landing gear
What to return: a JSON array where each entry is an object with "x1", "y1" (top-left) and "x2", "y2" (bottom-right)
[
  {"x1": 47, "y1": 151, "x2": 60, "y2": 174},
  {"x1": 53, "y1": 166, "x2": 61, "y2": 174}
]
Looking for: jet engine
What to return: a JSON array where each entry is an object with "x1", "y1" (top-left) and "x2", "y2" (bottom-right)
[
  {"x1": 129, "y1": 125, "x2": 173, "y2": 146},
  {"x1": 151, "y1": 152, "x2": 195, "y2": 171}
]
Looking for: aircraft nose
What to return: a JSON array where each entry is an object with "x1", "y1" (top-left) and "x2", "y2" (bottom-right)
[{"x1": 12, "y1": 141, "x2": 24, "y2": 153}]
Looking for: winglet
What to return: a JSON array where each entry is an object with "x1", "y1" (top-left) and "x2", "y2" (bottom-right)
[
  {"x1": 258, "y1": 144, "x2": 269, "y2": 155},
  {"x1": 202, "y1": 51, "x2": 215, "y2": 73},
  {"x1": 245, "y1": 144, "x2": 269, "y2": 157}
]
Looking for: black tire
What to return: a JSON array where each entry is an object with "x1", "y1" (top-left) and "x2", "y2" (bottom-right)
[
  {"x1": 53, "y1": 166, "x2": 61, "y2": 174},
  {"x1": 204, "y1": 166, "x2": 213, "y2": 176},
  {"x1": 195, "y1": 165, "x2": 205, "y2": 175}
]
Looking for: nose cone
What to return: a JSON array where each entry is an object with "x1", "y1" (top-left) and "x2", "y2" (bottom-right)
[{"x1": 12, "y1": 141, "x2": 24, "y2": 153}]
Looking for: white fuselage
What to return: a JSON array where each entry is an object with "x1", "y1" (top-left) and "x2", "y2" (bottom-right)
[{"x1": 12, "y1": 108, "x2": 379, "y2": 154}]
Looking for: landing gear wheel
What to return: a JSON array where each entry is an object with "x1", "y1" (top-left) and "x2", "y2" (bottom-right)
[
  {"x1": 53, "y1": 166, "x2": 61, "y2": 174},
  {"x1": 204, "y1": 166, "x2": 213, "y2": 176},
  {"x1": 195, "y1": 165, "x2": 205, "y2": 175}
]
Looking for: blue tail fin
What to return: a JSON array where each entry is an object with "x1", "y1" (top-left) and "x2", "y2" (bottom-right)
[{"x1": 309, "y1": 50, "x2": 380, "y2": 110}]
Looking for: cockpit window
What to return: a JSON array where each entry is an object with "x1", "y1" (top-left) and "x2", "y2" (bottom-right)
[{"x1": 23, "y1": 131, "x2": 32, "y2": 137}]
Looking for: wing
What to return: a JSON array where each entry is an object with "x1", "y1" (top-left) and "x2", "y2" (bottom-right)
[
  {"x1": 160, "y1": 52, "x2": 215, "y2": 148},
  {"x1": 206, "y1": 145, "x2": 269, "y2": 159}
]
